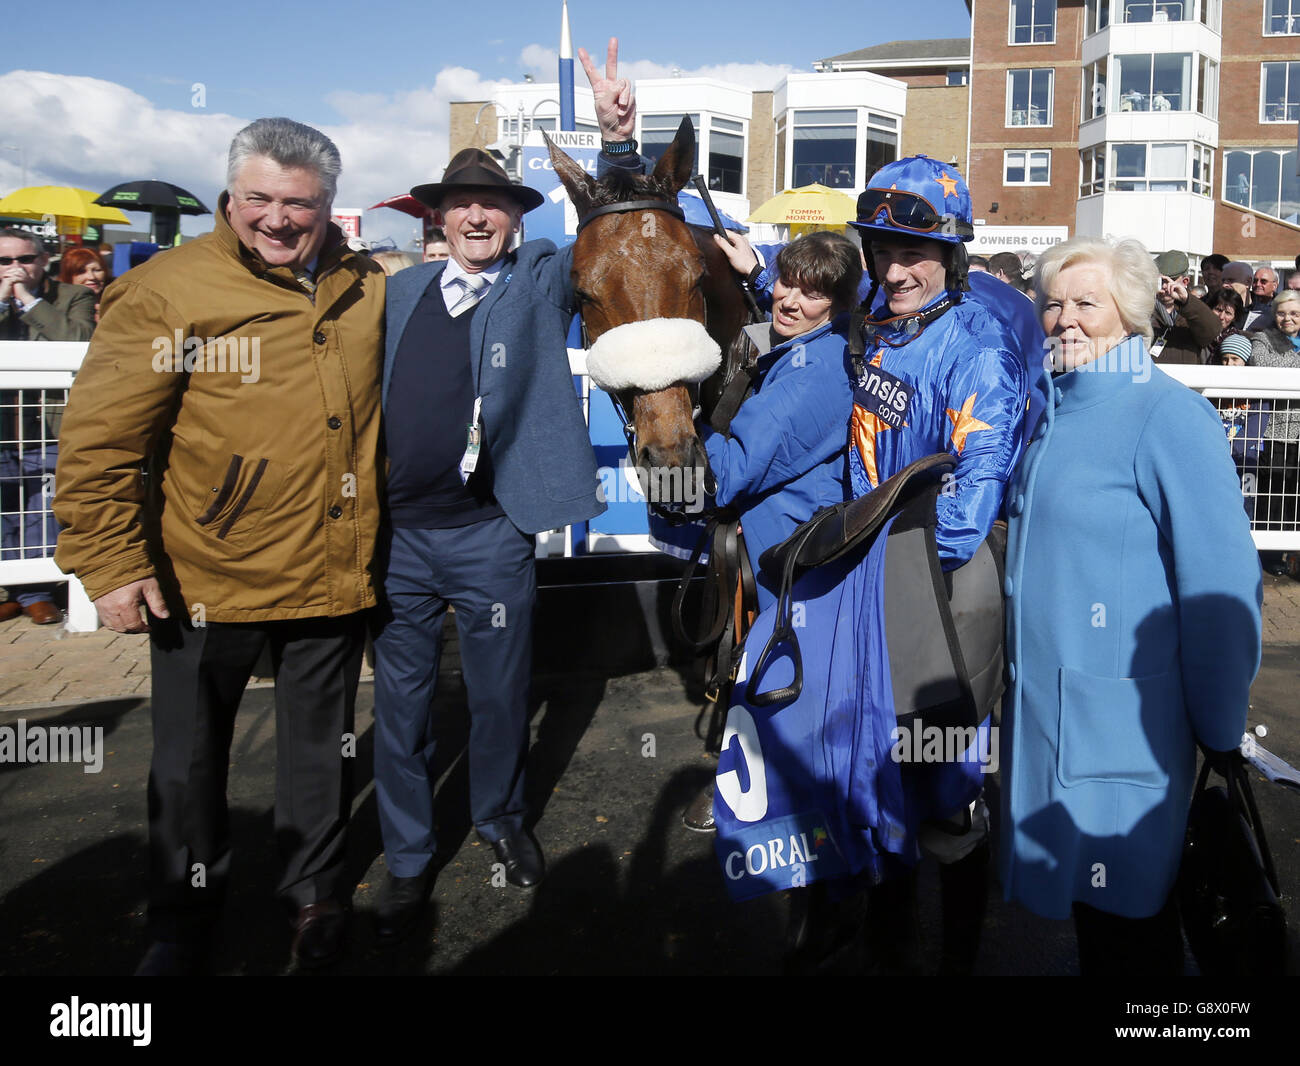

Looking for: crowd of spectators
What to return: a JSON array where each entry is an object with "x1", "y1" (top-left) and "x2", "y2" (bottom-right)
[
  {"x1": 0, "y1": 229, "x2": 106, "y2": 625},
  {"x1": 971, "y1": 242, "x2": 1300, "y2": 573}
]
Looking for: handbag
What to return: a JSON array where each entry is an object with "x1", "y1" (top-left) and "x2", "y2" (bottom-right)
[{"x1": 1177, "y1": 750, "x2": 1287, "y2": 976}]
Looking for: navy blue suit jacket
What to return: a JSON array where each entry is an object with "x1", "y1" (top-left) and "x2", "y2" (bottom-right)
[{"x1": 383, "y1": 240, "x2": 604, "y2": 535}]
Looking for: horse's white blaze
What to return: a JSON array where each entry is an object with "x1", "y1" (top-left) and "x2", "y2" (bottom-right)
[{"x1": 585, "y1": 318, "x2": 721, "y2": 393}]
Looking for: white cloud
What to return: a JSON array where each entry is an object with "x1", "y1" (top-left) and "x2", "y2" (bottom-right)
[
  {"x1": 519, "y1": 43, "x2": 794, "y2": 90},
  {"x1": 0, "y1": 67, "x2": 512, "y2": 247},
  {"x1": 0, "y1": 70, "x2": 240, "y2": 215},
  {"x1": 0, "y1": 50, "x2": 795, "y2": 248}
]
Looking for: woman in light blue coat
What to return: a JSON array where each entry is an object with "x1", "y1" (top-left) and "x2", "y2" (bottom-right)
[{"x1": 1000, "y1": 236, "x2": 1262, "y2": 974}]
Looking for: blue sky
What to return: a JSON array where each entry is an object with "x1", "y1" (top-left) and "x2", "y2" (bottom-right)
[{"x1": 1, "y1": 0, "x2": 973, "y2": 246}]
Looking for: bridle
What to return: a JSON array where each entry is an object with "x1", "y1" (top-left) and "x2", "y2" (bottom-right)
[
  {"x1": 574, "y1": 195, "x2": 709, "y2": 524},
  {"x1": 576, "y1": 198, "x2": 685, "y2": 233},
  {"x1": 573, "y1": 189, "x2": 766, "y2": 731}
]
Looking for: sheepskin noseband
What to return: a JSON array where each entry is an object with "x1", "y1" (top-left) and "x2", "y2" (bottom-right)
[{"x1": 584, "y1": 318, "x2": 721, "y2": 393}]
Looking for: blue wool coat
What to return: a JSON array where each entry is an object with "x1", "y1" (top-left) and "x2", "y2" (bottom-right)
[
  {"x1": 383, "y1": 241, "x2": 604, "y2": 535},
  {"x1": 1000, "y1": 336, "x2": 1261, "y2": 919},
  {"x1": 700, "y1": 318, "x2": 854, "y2": 609}
]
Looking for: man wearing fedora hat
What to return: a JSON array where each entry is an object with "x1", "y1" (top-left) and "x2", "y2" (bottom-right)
[{"x1": 369, "y1": 40, "x2": 638, "y2": 940}]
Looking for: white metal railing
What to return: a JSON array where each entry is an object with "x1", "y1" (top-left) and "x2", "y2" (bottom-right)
[
  {"x1": 1162, "y1": 364, "x2": 1300, "y2": 551},
  {"x1": 0, "y1": 341, "x2": 94, "y2": 630},
  {"x1": 5, "y1": 346, "x2": 1300, "y2": 636}
]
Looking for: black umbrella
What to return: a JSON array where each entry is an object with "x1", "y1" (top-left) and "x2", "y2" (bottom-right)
[{"x1": 95, "y1": 180, "x2": 211, "y2": 246}]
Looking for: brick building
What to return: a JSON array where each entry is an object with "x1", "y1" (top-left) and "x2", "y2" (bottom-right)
[
  {"x1": 446, "y1": 0, "x2": 1297, "y2": 267},
  {"x1": 968, "y1": 0, "x2": 1297, "y2": 271}
]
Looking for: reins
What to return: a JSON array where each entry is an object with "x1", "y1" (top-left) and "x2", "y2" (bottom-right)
[{"x1": 574, "y1": 184, "x2": 765, "y2": 744}]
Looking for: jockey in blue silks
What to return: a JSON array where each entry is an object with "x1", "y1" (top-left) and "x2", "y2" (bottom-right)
[{"x1": 714, "y1": 156, "x2": 1029, "y2": 974}]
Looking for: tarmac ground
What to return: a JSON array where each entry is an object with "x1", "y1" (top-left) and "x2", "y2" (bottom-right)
[{"x1": 1, "y1": 576, "x2": 1299, "y2": 979}]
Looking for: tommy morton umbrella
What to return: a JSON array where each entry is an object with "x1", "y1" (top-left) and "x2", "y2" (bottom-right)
[
  {"x1": 0, "y1": 185, "x2": 130, "y2": 236},
  {"x1": 746, "y1": 183, "x2": 858, "y2": 228},
  {"x1": 95, "y1": 180, "x2": 211, "y2": 247}
]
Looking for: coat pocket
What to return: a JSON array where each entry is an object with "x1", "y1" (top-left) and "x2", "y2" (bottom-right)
[
  {"x1": 1056, "y1": 665, "x2": 1179, "y2": 790},
  {"x1": 190, "y1": 452, "x2": 285, "y2": 544}
]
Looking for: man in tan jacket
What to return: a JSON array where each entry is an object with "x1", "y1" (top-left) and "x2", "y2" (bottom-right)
[{"x1": 53, "y1": 118, "x2": 384, "y2": 974}]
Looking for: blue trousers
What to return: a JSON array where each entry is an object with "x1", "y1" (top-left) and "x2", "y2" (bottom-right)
[
  {"x1": 372, "y1": 517, "x2": 536, "y2": 877},
  {"x1": 0, "y1": 444, "x2": 59, "y2": 605}
]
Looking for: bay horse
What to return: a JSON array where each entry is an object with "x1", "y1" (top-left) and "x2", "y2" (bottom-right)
[
  {"x1": 547, "y1": 120, "x2": 764, "y2": 767},
  {"x1": 545, "y1": 119, "x2": 754, "y2": 513}
]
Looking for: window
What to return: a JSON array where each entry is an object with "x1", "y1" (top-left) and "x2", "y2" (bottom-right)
[
  {"x1": 1192, "y1": 144, "x2": 1213, "y2": 196},
  {"x1": 1225, "y1": 149, "x2": 1300, "y2": 225},
  {"x1": 775, "y1": 116, "x2": 787, "y2": 197},
  {"x1": 793, "y1": 110, "x2": 857, "y2": 188},
  {"x1": 641, "y1": 113, "x2": 700, "y2": 168},
  {"x1": 946, "y1": 69, "x2": 969, "y2": 86},
  {"x1": 1082, "y1": 59, "x2": 1108, "y2": 120},
  {"x1": 1084, "y1": 0, "x2": 1112, "y2": 35},
  {"x1": 1119, "y1": 1, "x2": 1190, "y2": 22},
  {"x1": 1266, "y1": 0, "x2": 1300, "y2": 35},
  {"x1": 1196, "y1": 57, "x2": 1218, "y2": 117},
  {"x1": 1111, "y1": 144, "x2": 1149, "y2": 190},
  {"x1": 1104, "y1": 141, "x2": 1212, "y2": 193},
  {"x1": 1199, "y1": 0, "x2": 1221, "y2": 30},
  {"x1": 1262, "y1": 63, "x2": 1300, "y2": 122},
  {"x1": 1080, "y1": 145, "x2": 1106, "y2": 196},
  {"x1": 708, "y1": 117, "x2": 744, "y2": 194},
  {"x1": 1007, "y1": 68, "x2": 1053, "y2": 126},
  {"x1": 1112, "y1": 53, "x2": 1192, "y2": 113},
  {"x1": 1010, "y1": 0, "x2": 1056, "y2": 43},
  {"x1": 865, "y1": 113, "x2": 899, "y2": 180},
  {"x1": 1005, "y1": 149, "x2": 1051, "y2": 184}
]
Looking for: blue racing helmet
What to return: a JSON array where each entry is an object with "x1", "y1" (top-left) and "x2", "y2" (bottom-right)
[{"x1": 851, "y1": 155, "x2": 974, "y2": 245}]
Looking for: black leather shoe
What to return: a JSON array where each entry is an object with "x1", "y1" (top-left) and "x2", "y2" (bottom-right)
[
  {"x1": 683, "y1": 781, "x2": 716, "y2": 832},
  {"x1": 134, "y1": 939, "x2": 210, "y2": 976},
  {"x1": 374, "y1": 869, "x2": 432, "y2": 943},
  {"x1": 291, "y1": 900, "x2": 346, "y2": 969},
  {"x1": 484, "y1": 829, "x2": 545, "y2": 888}
]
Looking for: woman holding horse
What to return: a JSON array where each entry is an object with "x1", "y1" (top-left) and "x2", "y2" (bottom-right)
[{"x1": 702, "y1": 231, "x2": 863, "y2": 607}]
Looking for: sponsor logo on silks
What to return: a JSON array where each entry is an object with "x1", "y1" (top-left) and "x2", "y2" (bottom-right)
[
  {"x1": 853, "y1": 364, "x2": 913, "y2": 431},
  {"x1": 714, "y1": 812, "x2": 848, "y2": 902}
]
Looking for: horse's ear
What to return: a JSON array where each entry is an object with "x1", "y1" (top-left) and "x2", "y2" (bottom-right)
[
  {"x1": 545, "y1": 132, "x2": 596, "y2": 218},
  {"x1": 650, "y1": 116, "x2": 696, "y2": 195}
]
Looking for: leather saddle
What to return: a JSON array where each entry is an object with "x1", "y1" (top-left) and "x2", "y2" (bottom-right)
[{"x1": 747, "y1": 452, "x2": 1006, "y2": 730}]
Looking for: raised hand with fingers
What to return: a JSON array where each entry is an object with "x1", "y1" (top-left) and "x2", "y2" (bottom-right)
[{"x1": 579, "y1": 36, "x2": 636, "y2": 140}]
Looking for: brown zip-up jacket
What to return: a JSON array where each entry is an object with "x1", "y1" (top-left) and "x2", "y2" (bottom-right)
[{"x1": 53, "y1": 195, "x2": 385, "y2": 621}]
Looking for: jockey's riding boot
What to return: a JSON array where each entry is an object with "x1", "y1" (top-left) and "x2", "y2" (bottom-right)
[
  {"x1": 937, "y1": 841, "x2": 990, "y2": 976},
  {"x1": 861, "y1": 870, "x2": 924, "y2": 976},
  {"x1": 682, "y1": 780, "x2": 716, "y2": 832},
  {"x1": 783, "y1": 881, "x2": 868, "y2": 975}
]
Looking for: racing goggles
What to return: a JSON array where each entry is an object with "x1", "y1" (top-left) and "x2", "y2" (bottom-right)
[{"x1": 855, "y1": 188, "x2": 971, "y2": 238}]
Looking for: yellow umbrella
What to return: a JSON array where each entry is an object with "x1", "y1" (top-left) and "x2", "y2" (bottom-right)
[
  {"x1": 0, "y1": 185, "x2": 131, "y2": 235},
  {"x1": 746, "y1": 183, "x2": 858, "y2": 227}
]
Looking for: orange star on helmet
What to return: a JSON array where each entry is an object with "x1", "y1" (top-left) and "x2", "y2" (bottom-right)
[{"x1": 936, "y1": 172, "x2": 959, "y2": 199}]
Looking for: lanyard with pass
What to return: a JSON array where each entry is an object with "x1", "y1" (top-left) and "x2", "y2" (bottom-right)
[{"x1": 459, "y1": 396, "x2": 483, "y2": 484}]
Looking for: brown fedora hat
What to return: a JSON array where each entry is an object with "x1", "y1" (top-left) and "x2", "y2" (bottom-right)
[{"x1": 410, "y1": 148, "x2": 545, "y2": 213}]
